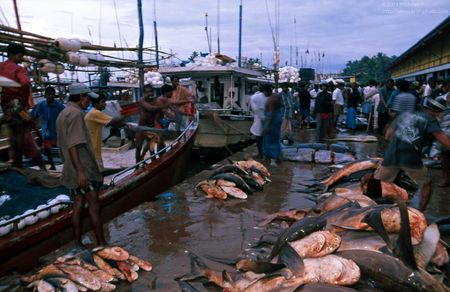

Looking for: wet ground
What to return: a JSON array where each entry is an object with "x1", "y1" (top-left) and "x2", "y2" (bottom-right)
[{"x1": 1, "y1": 128, "x2": 449, "y2": 291}]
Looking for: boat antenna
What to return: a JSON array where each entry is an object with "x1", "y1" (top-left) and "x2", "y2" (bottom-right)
[
  {"x1": 153, "y1": 0, "x2": 159, "y2": 68},
  {"x1": 205, "y1": 13, "x2": 212, "y2": 54},
  {"x1": 113, "y1": 0, "x2": 125, "y2": 59},
  {"x1": 238, "y1": 0, "x2": 243, "y2": 67},
  {"x1": 295, "y1": 17, "x2": 298, "y2": 67},
  {"x1": 217, "y1": 0, "x2": 221, "y2": 55},
  {"x1": 137, "y1": 0, "x2": 144, "y2": 93}
]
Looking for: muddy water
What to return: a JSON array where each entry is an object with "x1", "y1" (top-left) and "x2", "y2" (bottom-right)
[{"x1": 2, "y1": 128, "x2": 449, "y2": 291}]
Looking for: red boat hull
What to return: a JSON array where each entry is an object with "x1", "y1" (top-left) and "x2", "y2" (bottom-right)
[{"x1": 0, "y1": 124, "x2": 196, "y2": 275}]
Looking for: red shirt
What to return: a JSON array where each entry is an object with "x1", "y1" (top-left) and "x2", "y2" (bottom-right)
[{"x1": 0, "y1": 59, "x2": 31, "y2": 107}]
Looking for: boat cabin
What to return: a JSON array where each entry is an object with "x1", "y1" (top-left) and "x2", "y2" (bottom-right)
[{"x1": 159, "y1": 66, "x2": 262, "y2": 112}]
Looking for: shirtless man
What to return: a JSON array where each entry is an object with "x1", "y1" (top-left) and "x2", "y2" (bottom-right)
[{"x1": 135, "y1": 84, "x2": 168, "y2": 163}]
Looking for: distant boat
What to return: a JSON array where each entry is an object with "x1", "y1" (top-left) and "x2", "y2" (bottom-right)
[{"x1": 159, "y1": 64, "x2": 272, "y2": 149}]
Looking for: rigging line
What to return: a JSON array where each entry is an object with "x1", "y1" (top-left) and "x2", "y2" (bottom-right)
[
  {"x1": 112, "y1": 0, "x2": 125, "y2": 59},
  {"x1": 0, "y1": 6, "x2": 11, "y2": 27},
  {"x1": 98, "y1": 0, "x2": 102, "y2": 46},
  {"x1": 264, "y1": 0, "x2": 277, "y2": 51}
]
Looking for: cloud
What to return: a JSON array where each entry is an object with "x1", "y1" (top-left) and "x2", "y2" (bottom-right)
[{"x1": 2, "y1": 0, "x2": 448, "y2": 73}]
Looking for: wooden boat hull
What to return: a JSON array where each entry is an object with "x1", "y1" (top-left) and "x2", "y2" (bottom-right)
[
  {"x1": 0, "y1": 123, "x2": 197, "y2": 275},
  {"x1": 194, "y1": 111, "x2": 253, "y2": 148}
]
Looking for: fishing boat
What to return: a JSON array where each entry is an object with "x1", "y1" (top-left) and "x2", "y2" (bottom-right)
[
  {"x1": 159, "y1": 65, "x2": 265, "y2": 149},
  {"x1": 0, "y1": 109, "x2": 198, "y2": 274}
]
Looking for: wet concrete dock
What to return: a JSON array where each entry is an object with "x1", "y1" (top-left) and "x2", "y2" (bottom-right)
[{"x1": 1, "y1": 129, "x2": 449, "y2": 291}]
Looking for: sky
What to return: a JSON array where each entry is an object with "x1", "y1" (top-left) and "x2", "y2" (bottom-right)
[{"x1": 0, "y1": 0, "x2": 449, "y2": 73}]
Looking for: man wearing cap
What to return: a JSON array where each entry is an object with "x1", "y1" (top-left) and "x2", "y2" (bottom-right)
[
  {"x1": 56, "y1": 83, "x2": 106, "y2": 247},
  {"x1": 372, "y1": 95, "x2": 450, "y2": 211}
]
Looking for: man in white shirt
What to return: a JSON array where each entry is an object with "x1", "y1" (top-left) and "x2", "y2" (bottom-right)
[
  {"x1": 332, "y1": 79, "x2": 345, "y2": 129},
  {"x1": 423, "y1": 77, "x2": 436, "y2": 98},
  {"x1": 250, "y1": 85, "x2": 268, "y2": 158},
  {"x1": 309, "y1": 83, "x2": 320, "y2": 113}
]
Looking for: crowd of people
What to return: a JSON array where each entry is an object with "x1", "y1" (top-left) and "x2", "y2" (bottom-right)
[{"x1": 249, "y1": 77, "x2": 450, "y2": 211}]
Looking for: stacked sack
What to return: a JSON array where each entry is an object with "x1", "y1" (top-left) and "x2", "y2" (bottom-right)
[
  {"x1": 144, "y1": 71, "x2": 164, "y2": 87},
  {"x1": 186, "y1": 54, "x2": 223, "y2": 67},
  {"x1": 279, "y1": 66, "x2": 300, "y2": 83}
]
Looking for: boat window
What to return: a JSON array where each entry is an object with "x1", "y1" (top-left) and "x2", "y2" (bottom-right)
[{"x1": 209, "y1": 82, "x2": 224, "y2": 105}]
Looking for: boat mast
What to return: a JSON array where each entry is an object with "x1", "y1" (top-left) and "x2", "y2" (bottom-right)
[
  {"x1": 205, "y1": 13, "x2": 212, "y2": 54},
  {"x1": 153, "y1": 0, "x2": 159, "y2": 68},
  {"x1": 137, "y1": 0, "x2": 144, "y2": 93},
  {"x1": 238, "y1": 0, "x2": 243, "y2": 67},
  {"x1": 217, "y1": 0, "x2": 221, "y2": 55},
  {"x1": 12, "y1": 0, "x2": 22, "y2": 31}
]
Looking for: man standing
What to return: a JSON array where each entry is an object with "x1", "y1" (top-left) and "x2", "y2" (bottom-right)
[
  {"x1": 56, "y1": 83, "x2": 106, "y2": 247},
  {"x1": 280, "y1": 83, "x2": 294, "y2": 143},
  {"x1": 298, "y1": 82, "x2": 312, "y2": 129},
  {"x1": 332, "y1": 80, "x2": 345, "y2": 130},
  {"x1": 377, "y1": 79, "x2": 394, "y2": 134},
  {"x1": 315, "y1": 82, "x2": 333, "y2": 143},
  {"x1": 374, "y1": 96, "x2": 450, "y2": 211},
  {"x1": 85, "y1": 92, "x2": 124, "y2": 170},
  {"x1": 32, "y1": 86, "x2": 65, "y2": 170},
  {"x1": 136, "y1": 84, "x2": 164, "y2": 163},
  {"x1": 170, "y1": 76, "x2": 195, "y2": 129},
  {"x1": 423, "y1": 77, "x2": 437, "y2": 98},
  {"x1": 346, "y1": 82, "x2": 360, "y2": 130},
  {"x1": 309, "y1": 83, "x2": 320, "y2": 116},
  {"x1": 389, "y1": 79, "x2": 417, "y2": 115},
  {"x1": 0, "y1": 43, "x2": 44, "y2": 170},
  {"x1": 249, "y1": 85, "x2": 266, "y2": 158}
]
